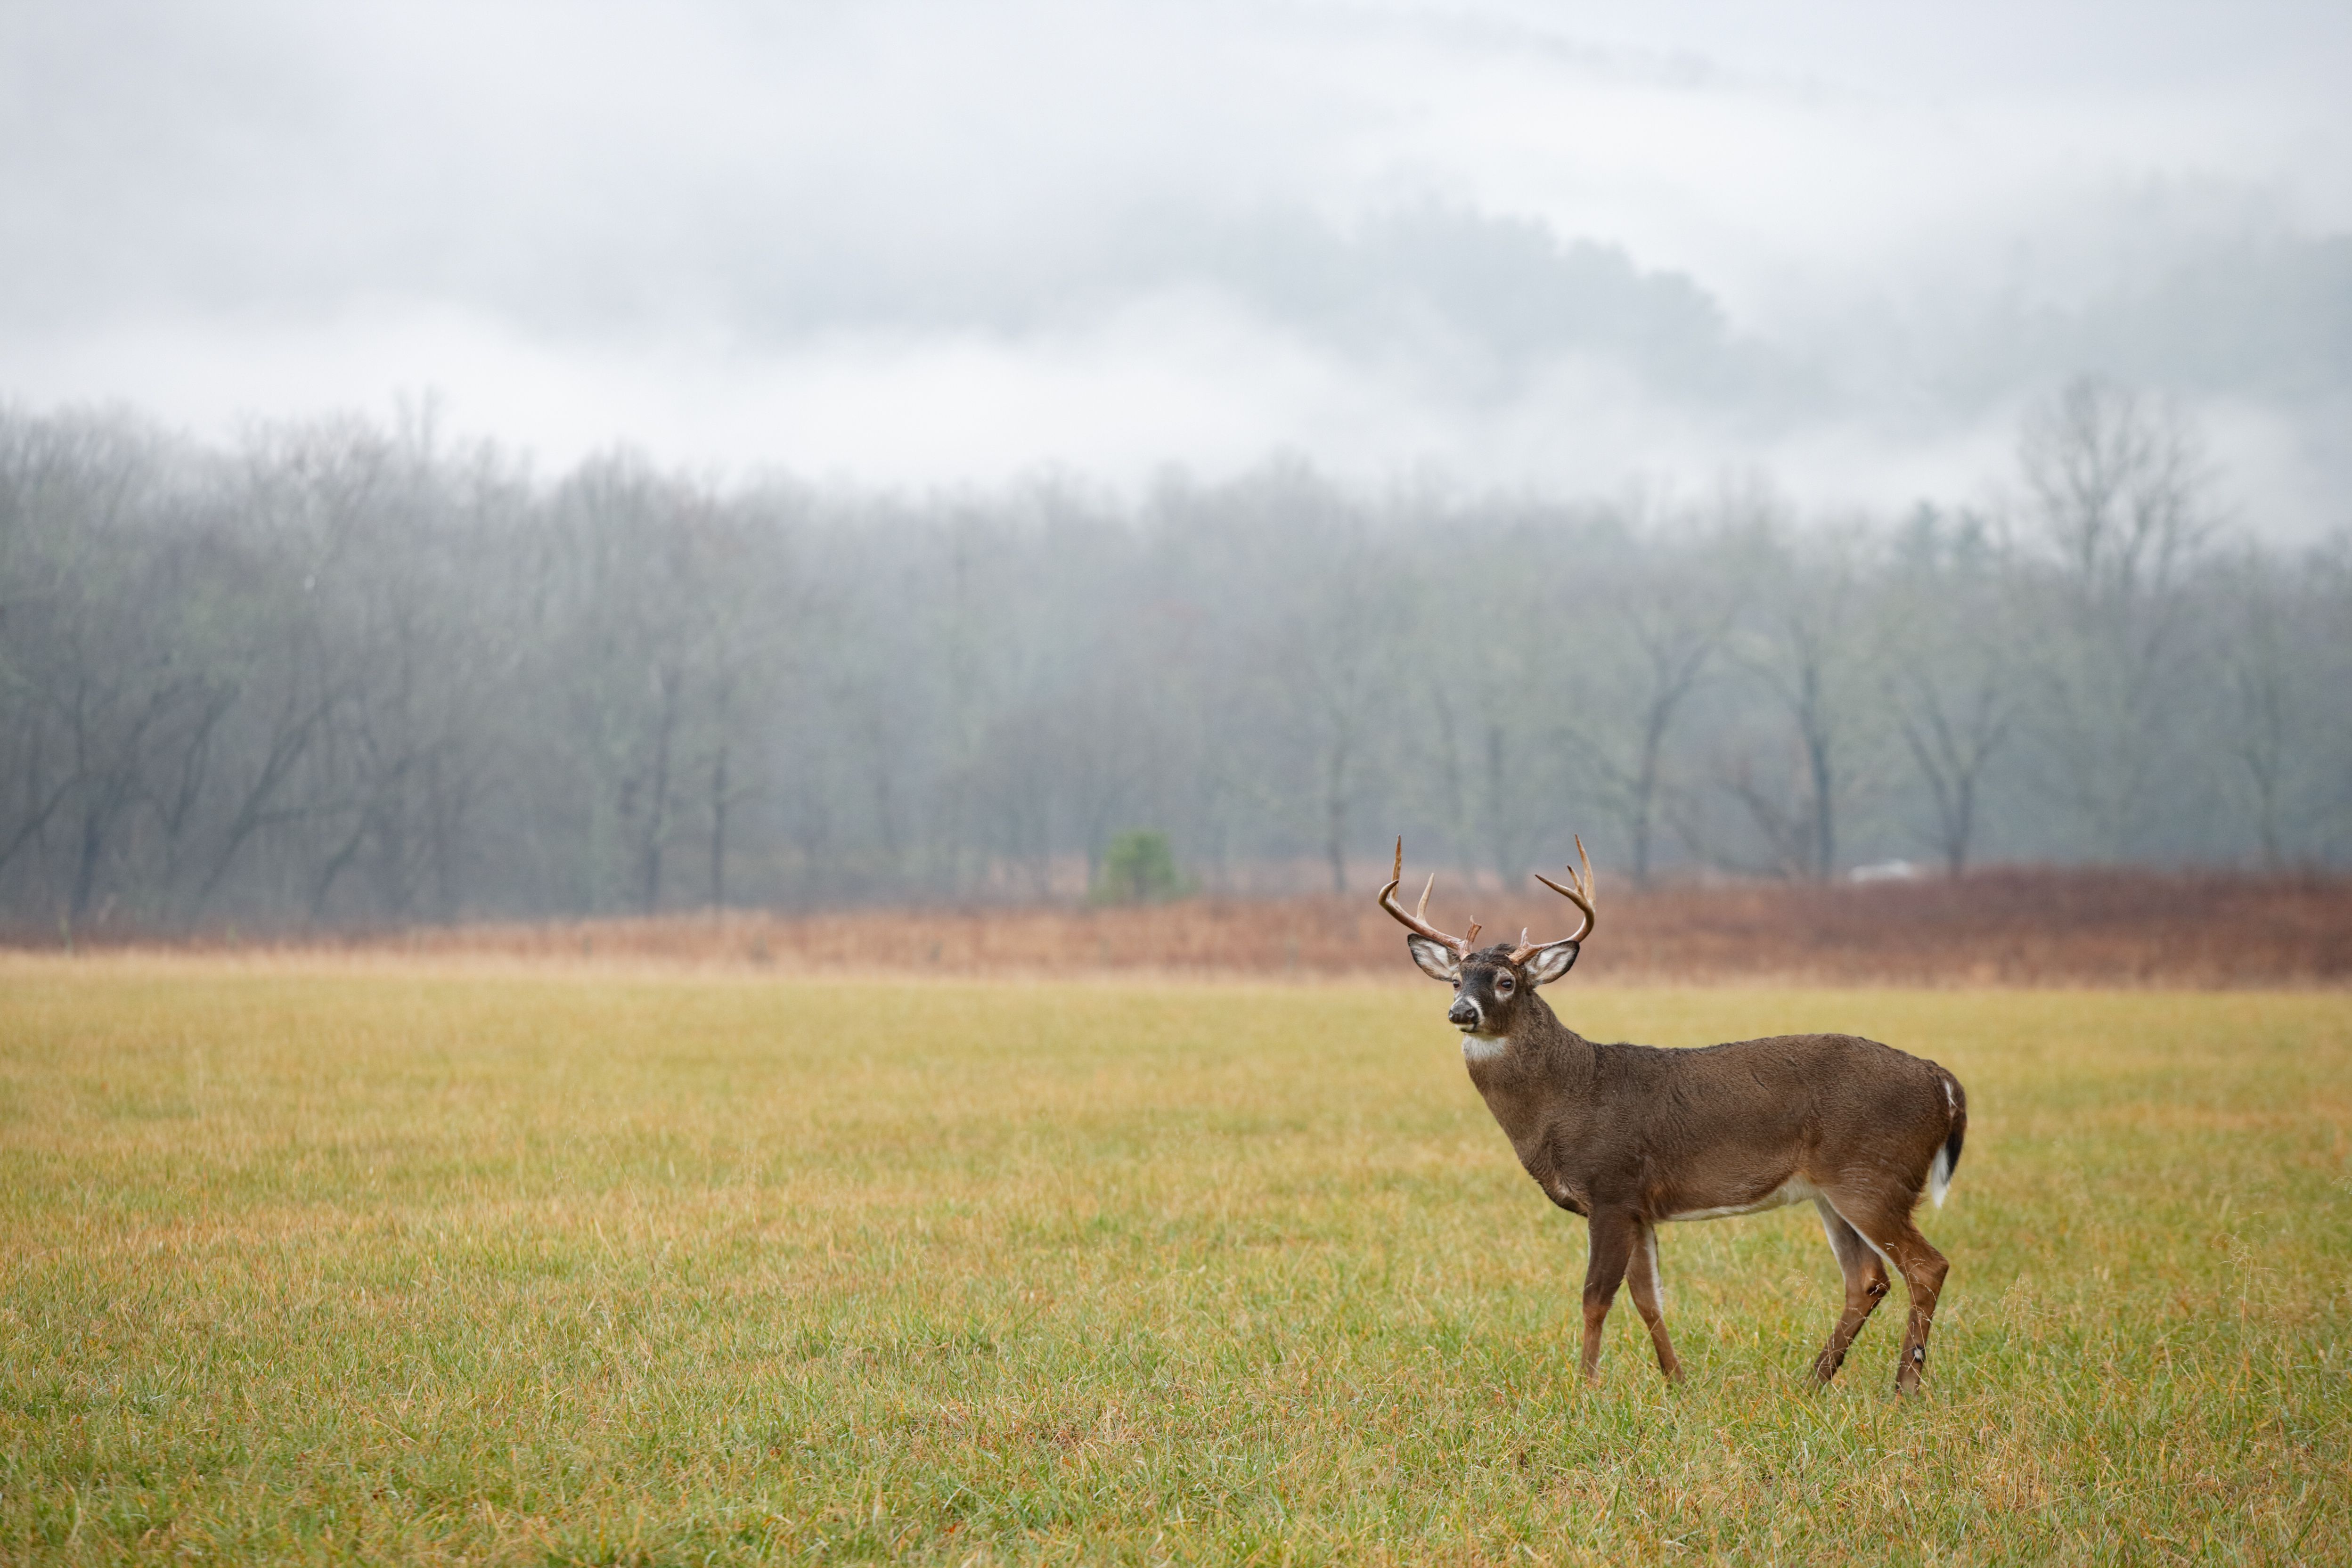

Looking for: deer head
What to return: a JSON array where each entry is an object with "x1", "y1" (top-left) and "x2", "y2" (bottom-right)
[{"x1": 1377, "y1": 837, "x2": 1597, "y2": 1037}]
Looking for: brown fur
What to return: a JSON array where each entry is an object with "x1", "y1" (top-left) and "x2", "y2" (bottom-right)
[{"x1": 1417, "y1": 939, "x2": 1966, "y2": 1392}]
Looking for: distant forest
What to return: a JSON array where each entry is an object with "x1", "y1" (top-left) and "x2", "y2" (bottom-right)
[{"x1": 2, "y1": 378, "x2": 2346, "y2": 932}]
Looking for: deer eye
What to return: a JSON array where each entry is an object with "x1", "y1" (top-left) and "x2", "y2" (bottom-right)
[{"x1": 1494, "y1": 975, "x2": 1514, "y2": 994}]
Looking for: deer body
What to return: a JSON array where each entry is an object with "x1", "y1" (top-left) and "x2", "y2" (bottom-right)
[{"x1": 1383, "y1": 841, "x2": 1965, "y2": 1392}]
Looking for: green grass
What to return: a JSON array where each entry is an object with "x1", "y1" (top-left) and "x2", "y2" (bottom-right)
[{"x1": 1, "y1": 959, "x2": 2346, "y2": 1565}]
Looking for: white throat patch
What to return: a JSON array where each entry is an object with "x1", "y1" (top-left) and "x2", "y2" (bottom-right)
[{"x1": 1460, "y1": 1033, "x2": 1509, "y2": 1062}]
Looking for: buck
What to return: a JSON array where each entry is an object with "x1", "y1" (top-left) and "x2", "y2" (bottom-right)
[{"x1": 1380, "y1": 839, "x2": 1966, "y2": 1392}]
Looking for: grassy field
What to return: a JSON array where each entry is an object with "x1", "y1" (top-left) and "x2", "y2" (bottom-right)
[{"x1": 2, "y1": 958, "x2": 2345, "y2": 1565}]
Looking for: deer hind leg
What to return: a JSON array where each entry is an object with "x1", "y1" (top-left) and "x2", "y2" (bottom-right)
[
  {"x1": 1624, "y1": 1221, "x2": 1683, "y2": 1382},
  {"x1": 1578, "y1": 1210, "x2": 1639, "y2": 1381},
  {"x1": 1809, "y1": 1199, "x2": 1891, "y2": 1384},
  {"x1": 1822, "y1": 1190, "x2": 1950, "y2": 1395}
]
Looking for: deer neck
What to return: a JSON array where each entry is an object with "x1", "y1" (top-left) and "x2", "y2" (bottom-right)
[{"x1": 1462, "y1": 992, "x2": 1596, "y2": 1143}]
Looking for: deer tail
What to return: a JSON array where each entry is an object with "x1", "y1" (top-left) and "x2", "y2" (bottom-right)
[{"x1": 1928, "y1": 1067, "x2": 1968, "y2": 1209}]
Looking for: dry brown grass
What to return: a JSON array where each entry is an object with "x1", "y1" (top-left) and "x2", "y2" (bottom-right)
[{"x1": 24, "y1": 866, "x2": 2349, "y2": 986}]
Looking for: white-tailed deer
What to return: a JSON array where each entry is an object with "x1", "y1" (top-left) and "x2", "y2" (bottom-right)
[{"x1": 1381, "y1": 839, "x2": 1966, "y2": 1392}]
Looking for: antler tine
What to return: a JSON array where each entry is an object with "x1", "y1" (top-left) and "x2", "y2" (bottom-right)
[
  {"x1": 1375, "y1": 837, "x2": 1476, "y2": 955},
  {"x1": 1513, "y1": 833, "x2": 1600, "y2": 959},
  {"x1": 1416, "y1": 873, "x2": 1435, "y2": 922}
]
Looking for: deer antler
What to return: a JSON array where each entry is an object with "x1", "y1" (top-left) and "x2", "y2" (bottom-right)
[
  {"x1": 1510, "y1": 835, "x2": 1597, "y2": 961},
  {"x1": 1377, "y1": 839, "x2": 1482, "y2": 955}
]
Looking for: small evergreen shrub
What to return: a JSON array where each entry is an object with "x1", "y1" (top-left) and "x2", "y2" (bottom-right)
[{"x1": 1093, "y1": 830, "x2": 1185, "y2": 904}]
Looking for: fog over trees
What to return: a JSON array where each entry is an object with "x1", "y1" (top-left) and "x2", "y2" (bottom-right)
[{"x1": 3, "y1": 378, "x2": 2346, "y2": 931}]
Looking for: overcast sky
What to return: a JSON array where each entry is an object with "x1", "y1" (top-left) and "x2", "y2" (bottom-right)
[{"x1": 5, "y1": 0, "x2": 2348, "y2": 529}]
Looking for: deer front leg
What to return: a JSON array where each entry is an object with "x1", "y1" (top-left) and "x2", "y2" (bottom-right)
[
  {"x1": 1578, "y1": 1209, "x2": 1639, "y2": 1380},
  {"x1": 1624, "y1": 1221, "x2": 1683, "y2": 1381}
]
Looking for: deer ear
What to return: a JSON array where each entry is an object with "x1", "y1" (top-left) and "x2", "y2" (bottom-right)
[
  {"x1": 1405, "y1": 935, "x2": 1461, "y2": 981},
  {"x1": 1523, "y1": 940, "x2": 1579, "y2": 987}
]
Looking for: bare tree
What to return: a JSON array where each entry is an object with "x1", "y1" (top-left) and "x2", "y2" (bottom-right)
[
  {"x1": 1880, "y1": 506, "x2": 2018, "y2": 876},
  {"x1": 1714, "y1": 514, "x2": 1886, "y2": 882},
  {"x1": 3, "y1": 396, "x2": 2345, "y2": 931},
  {"x1": 1395, "y1": 521, "x2": 1576, "y2": 890},
  {"x1": 1560, "y1": 512, "x2": 1737, "y2": 886},
  {"x1": 531, "y1": 454, "x2": 716, "y2": 913},
  {"x1": 2023, "y1": 378, "x2": 2212, "y2": 601},
  {"x1": 0, "y1": 412, "x2": 229, "y2": 925},
  {"x1": 1255, "y1": 545, "x2": 1397, "y2": 893},
  {"x1": 2016, "y1": 378, "x2": 2217, "y2": 859},
  {"x1": 2208, "y1": 546, "x2": 2330, "y2": 869}
]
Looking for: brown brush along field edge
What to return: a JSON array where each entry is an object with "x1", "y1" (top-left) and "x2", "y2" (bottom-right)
[{"x1": 26, "y1": 866, "x2": 2349, "y2": 987}]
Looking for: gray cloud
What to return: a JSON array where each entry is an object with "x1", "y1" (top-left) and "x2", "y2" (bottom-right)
[{"x1": 3, "y1": 0, "x2": 2347, "y2": 528}]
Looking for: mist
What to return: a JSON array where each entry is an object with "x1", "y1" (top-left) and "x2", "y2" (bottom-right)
[
  {"x1": 6, "y1": 3, "x2": 2351, "y2": 929},
  {"x1": 5, "y1": 383, "x2": 2349, "y2": 931},
  {"x1": 5, "y1": 0, "x2": 2348, "y2": 533}
]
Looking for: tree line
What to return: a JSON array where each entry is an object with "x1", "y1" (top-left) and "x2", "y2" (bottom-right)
[{"x1": 2, "y1": 379, "x2": 2345, "y2": 932}]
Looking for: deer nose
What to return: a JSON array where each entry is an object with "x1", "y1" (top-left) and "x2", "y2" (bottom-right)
[{"x1": 1448, "y1": 998, "x2": 1480, "y2": 1027}]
